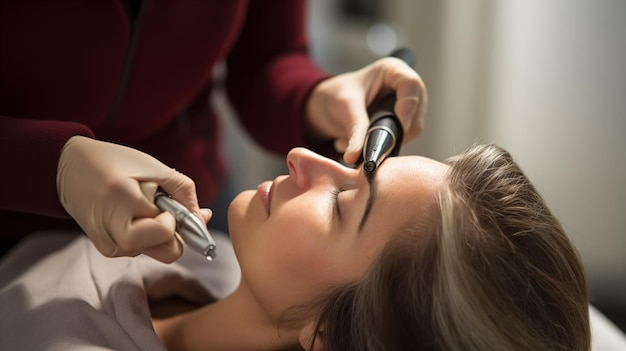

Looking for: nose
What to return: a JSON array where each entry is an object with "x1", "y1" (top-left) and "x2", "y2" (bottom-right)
[{"x1": 286, "y1": 147, "x2": 355, "y2": 189}]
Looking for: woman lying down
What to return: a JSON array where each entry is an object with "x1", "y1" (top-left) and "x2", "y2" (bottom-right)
[{"x1": 0, "y1": 144, "x2": 591, "y2": 350}]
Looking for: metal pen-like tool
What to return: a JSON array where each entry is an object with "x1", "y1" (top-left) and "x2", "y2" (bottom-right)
[
  {"x1": 153, "y1": 188, "x2": 217, "y2": 261},
  {"x1": 363, "y1": 47, "x2": 415, "y2": 173}
]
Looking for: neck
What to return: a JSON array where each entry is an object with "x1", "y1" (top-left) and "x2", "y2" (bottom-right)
[{"x1": 153, "y1": 284, "x2": 300, "y2": 351}]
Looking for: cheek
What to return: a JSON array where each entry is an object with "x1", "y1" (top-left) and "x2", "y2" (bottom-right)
[
  {"x1": 238, "y1": 213, "x2": 340, "y2": 316},
  {"x1": 263, "y1": 208, "x2": 332, "y2": 276},
  {"x1": 261, "y1": 205, "x2": 343, "y2": 286}
]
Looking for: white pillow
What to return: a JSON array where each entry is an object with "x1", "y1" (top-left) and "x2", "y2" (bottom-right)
[{"x1": 590, "y1": 305, "x2": 626, "y2": 350}]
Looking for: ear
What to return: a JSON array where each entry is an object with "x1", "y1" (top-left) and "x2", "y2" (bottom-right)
[{"x1": 298, "y1": 320, "x2": 324, "y2": 351}]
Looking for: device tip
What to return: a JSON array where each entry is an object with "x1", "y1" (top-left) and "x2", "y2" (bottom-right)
[
  {"x1": 205, "y1": 251, "x2": 216, "y2": 261},
  {"x1": 364, "y1": 160, "x2": 377, "y2": 173},
  {"x1": 204, "y1": 245, "x2": 217, "y2": 261}
]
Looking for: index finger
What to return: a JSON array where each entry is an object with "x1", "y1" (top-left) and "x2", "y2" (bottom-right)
[
  {"x1": 152, "y1": 169, "x2": 203, "y2": 218},
  {"x1": 378, "y1": 62, "x2": 426, "y2": 141},
  {"x1": 342, "y1": 102, "x2": 371, "y2": 165},
  {"x1": 394, "y1": 76, "x2": 427, "y2": 141}
]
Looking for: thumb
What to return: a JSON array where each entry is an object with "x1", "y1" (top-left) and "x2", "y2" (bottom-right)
[
  {"x1": 139, "y1": 181, "x2": 159, "y2": 202},
  {"x1": 343, "y1": 116, "x2": 369, "y2": 165},
  {"x1": 198, "y1": 208, "x2": 213, "y2": 224}
]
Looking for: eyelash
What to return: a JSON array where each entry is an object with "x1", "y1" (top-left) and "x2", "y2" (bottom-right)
[{"x1": 331, "y1": 188, "x2": 342, "y2": 220}]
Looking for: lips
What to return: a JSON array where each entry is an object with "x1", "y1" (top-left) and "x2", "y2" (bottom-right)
[{"x1": 257, "y1": 180, "x2": 274, "y2": 215}]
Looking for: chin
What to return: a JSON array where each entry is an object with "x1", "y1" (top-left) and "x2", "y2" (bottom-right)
[{"x1": 227, "y1": 190, "x2": 256, "y2": 236}]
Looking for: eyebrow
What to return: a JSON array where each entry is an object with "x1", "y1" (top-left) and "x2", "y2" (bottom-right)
[{"x1": 358, "y1": 171, "x2": 378, "y2": 233}]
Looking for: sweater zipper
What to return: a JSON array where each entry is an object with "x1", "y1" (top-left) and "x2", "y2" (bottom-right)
[{"x1": 103, "y1": 0, "x2": 147, "y2": 127}]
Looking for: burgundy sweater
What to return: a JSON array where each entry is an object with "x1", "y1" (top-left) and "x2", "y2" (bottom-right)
[{"x1": 0, "y1": 0, "x2": 329, "y2": 238}]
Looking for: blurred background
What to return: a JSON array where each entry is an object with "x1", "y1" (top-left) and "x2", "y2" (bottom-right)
[{"x1": 215, "y1": 0, "x2": 626, "y2": 331}]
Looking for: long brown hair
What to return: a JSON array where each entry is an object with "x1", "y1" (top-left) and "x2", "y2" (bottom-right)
[{"x1": 310, "y1": 143, "x2": 590, "y2": 350}]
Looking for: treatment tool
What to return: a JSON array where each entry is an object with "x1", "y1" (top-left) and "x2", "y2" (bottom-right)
[
  {"x1": 362, "y1": 48, "x2": 415, "y2": 173},
  {"x1": 153, "y1": 188, "x2": 217, "y2": 260},
  {"x1": 144, "y1": 184, "x2": 217, "y2": 261}
]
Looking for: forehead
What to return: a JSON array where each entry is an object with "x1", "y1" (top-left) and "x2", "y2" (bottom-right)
[
  {"x1": 363, "y1": 155, "x2": 448, "y2": 232},
  {"x1": 375, "y1": 155, "x2": 448, "y2": 188}
]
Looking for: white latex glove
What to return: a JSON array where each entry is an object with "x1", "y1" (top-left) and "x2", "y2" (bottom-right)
[
  {"x1": 305, "y1": 56, "x2": 427, "y2": 164},
  {"x1": 56, "y1": 136, "x2": 211, "y2": 263}
]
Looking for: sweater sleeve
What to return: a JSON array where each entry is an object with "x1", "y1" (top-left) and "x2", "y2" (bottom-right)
[
  {"x1": 0, "y1": 115, "x2": 94, "y2": 217},
  {"x1": 225, "y1": 0, "x2": 332, "y2": 156}
]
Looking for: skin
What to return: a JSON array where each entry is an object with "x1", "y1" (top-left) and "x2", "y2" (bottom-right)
[{"x1": 153, "y1": 148, "x2": 449, "y2": 350}]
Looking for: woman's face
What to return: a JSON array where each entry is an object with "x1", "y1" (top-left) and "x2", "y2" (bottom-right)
[{"x1": 228, "y1": 147, "x2": 448, "y2": 320}]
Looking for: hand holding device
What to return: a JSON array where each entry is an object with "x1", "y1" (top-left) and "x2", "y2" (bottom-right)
[
  {"x1": 140, "y1": 181, "x2": 217, "y2": 260},
  {"x1": 57, "y1": 136, "x2": 204, "y2": 263},
  {"x1": 304, "y1": 47, "x2": 426, "y2": 165},
  {"x1": 363, "y1": 48, "x2": 415, "y2": 173}
]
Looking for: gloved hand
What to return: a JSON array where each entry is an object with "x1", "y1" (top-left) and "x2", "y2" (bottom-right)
[
  {"x1": 305, "y1": 56, "x2": 427, "y2": 164},
  {"x1": 56, "y1": 136, "x2": 211, "y2": 263}
]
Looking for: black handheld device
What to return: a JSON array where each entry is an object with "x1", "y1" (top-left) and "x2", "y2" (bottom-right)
[{"x1": 362, "y1": 47, "x2": 415, "y2": 173}]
